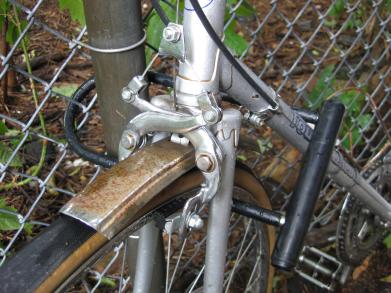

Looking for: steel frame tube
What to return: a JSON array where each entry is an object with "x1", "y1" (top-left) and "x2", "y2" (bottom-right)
[
  {"x1": 131, "y1": 134, "x2": 170, "y2": 293},
  {"x1": 220, "y1": 57, "x2": 391, "y2": 222},
  {"x1": 132, "y1": 222, "x2": 165, "y2": 293},
  {"x1": 176, "y1": 0, "x2": 226, "y2": 106},
  {"x1": 204, "y1": 109, "x2": 242, "y2": 292}
]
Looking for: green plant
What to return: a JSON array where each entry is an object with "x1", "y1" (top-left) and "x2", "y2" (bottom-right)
[
  {"x1": 0, "y1": 5, "x2": 47, "y2": 191},
  {"x1": 384, "y1": 233, "x2": 391, "y2": 249},
  {"x1": 326, "y1": 0, "x2": 365, "y2": 30},
  {"x1": 327, "y1": 0, "x2": 391, "y2": 29},
  {"x1": 307, "y1": 65, "x2": 371, "y2": 151},
  {"x1": 0, "y1": 1, "x2": 27, "y2": 45},
  {"x1": 0, "y1": 121, "x2": 23, "y2": 168},
  {"x1": 52, "y1": 83, "x2": 79, "y2": 98},
  {"x1": 0, "y1": 198, "x2": 32, "y2": 234},
  {"x1": 256, "y1": 138, "x2": 273, "y2": 154},
  {"x1": 58, "y1": 0, "x2": 85, "y2": 26}
]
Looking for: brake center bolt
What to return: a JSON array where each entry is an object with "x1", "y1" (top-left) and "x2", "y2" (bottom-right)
[
  {"x1": 196, "y1": 154, "x2": 214, "y2": 172},
  {"x1": 203, "y1": 110, "x2": 218, "y2": 124},
  {"x1": 121, "y1": 132, "x2": 136, "y2": 149},
  {"x1": 187, "y1": 214, "x2": 204, "y2": 230},
  {"x1": 163, "y1": 25, "x2": 181, "y2": 43}
]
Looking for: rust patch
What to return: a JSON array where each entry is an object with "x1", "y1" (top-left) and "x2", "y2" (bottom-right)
[{"x1": 61, "y1": 140, "x2": 194, "y2": 238}]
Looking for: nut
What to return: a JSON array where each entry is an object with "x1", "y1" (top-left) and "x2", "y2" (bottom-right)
[
  {"x1": 121, "y1": 87, "x2": 135, "y2": 103},
  {"x1": 196, "y1": 154, "x2": 214, "y2": 172},
  {"x1": 203, "y1": 110, "x2": 218, "y2": 123},
  {"x1": 121, "y1": 132, "x2": 136, "y2": 149},
  {"x1": 163, "y1": 25, "x2": 181, "y2": 43},
  {"x1": 187, "y1": 214, "x2": 204, "y2": 230}
]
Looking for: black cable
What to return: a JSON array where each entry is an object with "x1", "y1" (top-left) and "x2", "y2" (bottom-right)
[
  {"x1": 188, "y1": 0, "x2": 278, "y2": 109},
  {"x1": 64, "y1": 78, "x2": 118, "y2": 168},
  {"x1": 64, "y1": 72, "x2": 176, "y2": 168},
  {"x1": 151, "y1": 0, "x2": 170, "y2": 26},
  {"x1": 147, "y1": 71, "x2": 174, "y2": 87}
]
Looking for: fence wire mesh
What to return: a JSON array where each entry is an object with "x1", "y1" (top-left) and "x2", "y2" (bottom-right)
[{"x1": 0, "y1": 0, "x2": 390, "y2": 290}]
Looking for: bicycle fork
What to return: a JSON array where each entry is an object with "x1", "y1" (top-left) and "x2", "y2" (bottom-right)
[
  {"x1": 127, "y1": 0, "x2": 237, "y2": 291},
  {"x1": 204, "y1": 110, "x2": 241, "y2": 292}
]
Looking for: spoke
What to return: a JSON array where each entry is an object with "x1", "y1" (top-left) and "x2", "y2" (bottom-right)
[
  {"x1": 118, "y1": 239, "x2": 128, "y2": 292},
  {"x1": 82, "y1": 272, "x2": 92, "y2": 292},
  {"x1": 168, "y1": 237, "x2": 188, "y2": 292},
  {"x1": 181, "y1": 236, "x2": 206, "y2": 272},
  {"x1": 187, "y1": 265, "x2": 205, "y2": 293},
  {"x1": 165, "y1": 231, "x2": 172, "y2": 293},
  {"x1": 228, "y1": 215, "x2": 244, "y2": 232},
  {"x1": 224, "y1": 219, "x2": 253, "y2": 292},
  {"x1": 244, "y1": 252, "x2": 262, "y2": 292},
  {"x1": 246, "y1": 273, "x2": 262, "y2": 293},
  {"x1": 224, "y1": 232, "x2": 257, "y2": 292}
]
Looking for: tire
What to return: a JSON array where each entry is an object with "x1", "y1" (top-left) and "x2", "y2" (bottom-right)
[{"x1": 0, "y1": 167, "x2": 275, "y2": 293}]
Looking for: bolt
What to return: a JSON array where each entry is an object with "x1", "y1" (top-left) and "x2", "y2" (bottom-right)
[
  {"x1": 122, "y1": 87, "x2": 135, "y2": 103},
  {"x1": 362, "y1": 208, "x2": 371, "y2": 215},
  {"x1": 187, "y1": 214, "x2": 204, "y2": 230},
  {"x1": 244, "y1": 112, "x2": 263, "y2": 127},
  {"x1": 279, "y1": 214, "x2": 286, "y2": 226},
  {"x1": 163, "y1": 25, "x2": 181, "y2": 43},
  {"x1": 121, "y1": 132, "x2": 136, "y2": 149},
  {"x1": 196, "y1": 154, "x2": 214, "y2": 172},
  {"x1": 203, "y1": 110, "x2": 218, "y2": 123}
]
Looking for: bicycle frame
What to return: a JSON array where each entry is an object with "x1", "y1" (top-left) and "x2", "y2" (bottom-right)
[
  {"x1": 62, "y1": 0, "x2": 391, "y2": 291},
  {"x1": 174, "y1": 0, "x2": 391, "y2": 223},
  {"x1": 220, "y1": 55, "x2": 391, "y2": 222}
]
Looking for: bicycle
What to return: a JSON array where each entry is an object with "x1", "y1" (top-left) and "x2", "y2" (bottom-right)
[{"x1": 0, "y1": 0, "x2": 390, "y2": 292}]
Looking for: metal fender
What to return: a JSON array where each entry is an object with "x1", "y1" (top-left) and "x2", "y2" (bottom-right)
[{"x1": 61, "y1": 140, "x2": 194, "y2": 239}]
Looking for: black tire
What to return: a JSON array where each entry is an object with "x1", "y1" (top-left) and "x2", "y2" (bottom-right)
[{"x1": 0, "y1": 168, "x2": 275, "y2": 293}]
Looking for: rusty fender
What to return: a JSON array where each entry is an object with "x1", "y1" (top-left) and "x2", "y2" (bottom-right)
[{"x1": 61, "y1": 140, "x2": 194, "y2": 239}]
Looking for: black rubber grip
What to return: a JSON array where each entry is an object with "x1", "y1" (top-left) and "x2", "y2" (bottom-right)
[{"x1": 271, "y1": 99, "x2": 345, "y2": 271}]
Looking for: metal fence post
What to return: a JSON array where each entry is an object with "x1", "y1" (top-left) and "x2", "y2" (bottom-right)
[{"x1": 83, "y1": 0, "x2": 145, "y2": 156}]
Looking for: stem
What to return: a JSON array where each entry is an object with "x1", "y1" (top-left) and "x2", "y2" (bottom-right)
[{"x1": 0, "y1": 6, "x2": 47, "y2": 191}]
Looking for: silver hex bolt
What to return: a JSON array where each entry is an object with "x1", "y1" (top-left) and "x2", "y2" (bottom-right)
[
  {"x1": 203, "y1": 110, "x2": 218, "y2": 124},
  {"x1": 187, "y1": 214, "x2": 204, "y2": 230},
  {"x1": 121, "y1": 132, "x2": 136, "y2": 150},
  {"x1": 196, "y1": 154, "x2": 214, "y2": 172},
  {"x1": 163, "y1": 25, "x2": 181, "y2": 43}
]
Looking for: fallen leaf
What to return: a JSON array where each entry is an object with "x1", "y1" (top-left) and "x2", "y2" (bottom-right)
[{"x1": 352, "y1": 256, "x2": 371, "y2": 280}]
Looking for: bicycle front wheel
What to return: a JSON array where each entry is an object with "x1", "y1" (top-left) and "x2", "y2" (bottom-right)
[{"x1": 0, "y1": 167, "x2": 275, "y2": 293}]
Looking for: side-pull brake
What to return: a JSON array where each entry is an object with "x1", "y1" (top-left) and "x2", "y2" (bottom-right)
[{"x1": 118, "y1": 75, "x2": 223, "y2": 238}]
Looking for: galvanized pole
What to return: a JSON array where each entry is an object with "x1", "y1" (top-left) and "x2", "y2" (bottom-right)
[
  {"x1": 83, "y1": 0, "x2": 145, "y2": 156},
  {"x1": 83, "y1": 2, "x2": 166, "y2": 290}
]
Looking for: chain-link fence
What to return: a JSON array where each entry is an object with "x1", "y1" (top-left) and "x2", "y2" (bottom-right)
[{"x1": 0, "y1": 0, "x2": 390, "y2": 290}]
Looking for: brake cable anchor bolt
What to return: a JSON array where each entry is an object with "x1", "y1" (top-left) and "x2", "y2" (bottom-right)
[
  {"x1": 163, "y1": 24, "x2": 181, "y2": 43},
  {"x1": 122, "y1": 75, "x2": 148, "y2": 103},
  {"x1": 121, "y1": 87, "x2": 136, "y2": 103}
]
